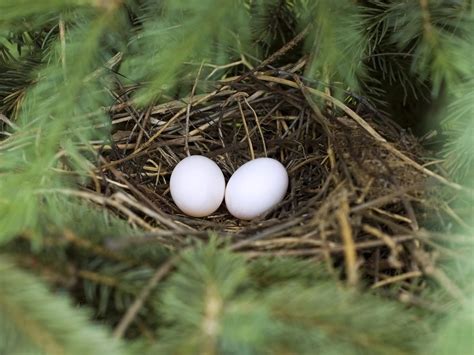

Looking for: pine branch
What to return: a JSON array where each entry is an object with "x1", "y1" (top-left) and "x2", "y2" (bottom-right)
[
  {"x1": 0, "y1": 55, "x2": 41, "y2": 116},
  {"x1": 122, "y1": 0, "x2": 252, "y2": 104},
  {"x1": 442, "y1": 80, "x2": 474, "y2": 185},
  {"x1": 0, "y1": 2, "x2": 472, "y2": 352},
  {"x1": 3, "y1": 197, "x2": 171, "y2": 338},
  {"x1": 250, "y1": 0, "x2": 298, "y2": 57},
  {"x1": 361, "y1": 1, "x2": 429, "y2": 105},
  {"x1": 151, "y1": 242, "x2": 427, "y2": 354},
  {"x1": 0, "y1": 257, "x2": 128, "y2": 355},
  {"x1": 379, "y1": 0, "x2": 472, "y2": 96},
  {"x1": 0, "y1": 0, "x2": 112, "y2": 23},
  {"x1": 432, "y1": 304, "x2": 474, "y2": 355},
  {"x1": 0, "y1": 7, "x2": 123, "y2": 242},
  {"x1": 299, "y1": 0, "x2": 368, "y2": 93}
]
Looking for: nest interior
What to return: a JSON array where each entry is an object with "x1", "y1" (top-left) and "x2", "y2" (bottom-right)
[{"x1": 97, "y1": 67, "x2": 444, "y2": 285}]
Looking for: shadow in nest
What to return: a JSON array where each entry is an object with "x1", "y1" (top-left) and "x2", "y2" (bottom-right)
[{"x1": 97, "y1": 64, "x2": 457, "y2": 286}]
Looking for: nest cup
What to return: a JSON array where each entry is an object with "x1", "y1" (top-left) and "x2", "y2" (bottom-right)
[{"x1": 105, "y1": 69, "x2": 434, "y2": 283}]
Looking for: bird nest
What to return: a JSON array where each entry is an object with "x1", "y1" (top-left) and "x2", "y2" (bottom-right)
[{"x1": 95, "y1": 66, "x2": 452, "y2": 285}]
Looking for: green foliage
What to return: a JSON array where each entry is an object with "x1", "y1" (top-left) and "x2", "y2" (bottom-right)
[
  {"x1": 46, "y1": 198, "x2": 139, "y2": 239},
  {"x1": 430, "y1": 296, "x2": 474, "y2": 355},
  {"x1": 428, "y1": 230, "x2": 474, "y2": 355},
  {"x1": 0, "y1": 0, "x2": 85, "y2": 23},
  {"x1": 441, "y1": 79, "x2": 474, "y2": 185},
  {"x1": 250, "y1": 0, "x2": 299, "y2": 57},
  {"x1": 300, "y1": 0, "x2": 368, "y2": 93},
  {"x1": 152, "y1": 243, "x2": 426, "y2": 355},
  {"x1": 122, "y1": 0, "x2": 252, "y2": 103},
  {"x1": 383, "y1": 0, "x2": 472, "y2": 96},
  {"x1": 0, "y1": 6, "x2": 121, "y2": 242},
  {"x1": 0, "y1": 0, "x2": 473, "y2": 354},
  {"x1": 362, "y1": 1, "x2": 430, "y2": 109},
  {"x1": 0, "y1": 257, "x2": 127, "y2": 355}
]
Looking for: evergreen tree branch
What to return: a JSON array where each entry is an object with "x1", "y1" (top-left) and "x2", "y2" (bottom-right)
[
  {"x1": 122, "y1": 0, "x2": 252, "y2": 104},
  {"x1": 0, "y1": 7, "x2": 126, "y2": 242},
  {"x1": 0, "y1": 257, "x2": 128, "y2": 355},
  {"x1": 299, "y1": 0, "x2": 368, "y2": 93},
  {"x1": 151, "y1": 242, "x2": 427, "y2": 354},
  {"x1": 113, "y1": 257, "x2": 176, "y2": 339}
]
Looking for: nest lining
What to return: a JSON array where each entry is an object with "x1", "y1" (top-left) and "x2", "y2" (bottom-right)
[{"x1": 96, "y1": 67, "x2": 448, "y2": 284}]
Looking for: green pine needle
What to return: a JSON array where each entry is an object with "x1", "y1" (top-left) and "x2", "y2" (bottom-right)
[
  {"x1": 0, "y1": 258, "x2": 128, "y2": 355},
  {"x1": 153, "y1": 243, "x2": 427, "y2": 354}
]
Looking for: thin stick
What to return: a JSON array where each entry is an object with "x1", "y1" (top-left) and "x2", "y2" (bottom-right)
[
  {"x1": 113, "y1": 257, "x2": 176, "y2": 338},
  {"x1": 133, "y1": 105, "x2": 153, "y2": 153},
  {"x1": 441, "y1": 202, "x2": 471, "y2": 230},
  {"x1": 371, "y1": 271, "x2": 423, "y2": 289},
  {"x1": 237, "y1": 100, "x2": 255, "y2": 160},
  {"x1": 204, "y1": 60, "x2": 244, "y2": 80},
  {"x1": 105, "y1": 164, "x2": 186, "y2": 231},
  {"x1": 62, "y1": 229, "x2": 135, "y2": 265},
  {"x1": 59, "y1": 16, "x2": 66, "y2": 77},
  {"x1": 96, "y1": 136, "x2": 203, "y2": 170},
  {"x1": 243, "y1": 97, "x2": 267, "y2": 157},
  {"x1": 351, "y1": 185, "x2": 422, "y2": 212},
  {"x1": 185, "y1": 62, "x2": 204, "y2": 156},
  {"x1": 0, "y1": 113, "x2": 19, "y2": 131},
  {"x1": 363, "y1": 224, "x2": 402, "y2": 268},
  {"x1": 234, "y1": 24, "x2": 311, "y2": 83},
  {"x1": 37, "y1": 188, "x2": 155, "y2": 230},
  {"x1": 337, "y1": 195, "x2": 358, "y2": 287},
  {"x1": 413, "y1": 249, "x2": 468, "y2": 304},
  {"x1": 294, "y1": 75, "x2": 331, "y2": 136},
  {"x1": 230, "y1": 218, "x2": 304, "y2": 251},
  {"x1": 259, "y1": 75, "x2": 386, "y2": 141}
]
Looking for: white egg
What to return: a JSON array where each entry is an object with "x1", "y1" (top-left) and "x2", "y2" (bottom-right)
[
  {"x1": 170, "y1": 155, "x2": 225, "y2": 217},
  {"x1": 225, "y1": 158, "x2": 288, "y2": 220}
]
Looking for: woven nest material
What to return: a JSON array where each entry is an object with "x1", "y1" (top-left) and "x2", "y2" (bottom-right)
[{"x1": 96, "y1": 66, "x2": 449, "y2": 285}]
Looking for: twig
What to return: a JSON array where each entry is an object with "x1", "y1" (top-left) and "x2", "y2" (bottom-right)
[
  {"x1": 106, "y1": 160, "x2": 186, "y2": 231},
  {"x1": 185, "y1": 62, "x2": 205, "y2": 156},
  {"x1": 36, "y1": 188, "x2": 155, "y2": 230},
  {"x1": 203, "y1": 60, "x2": 245, "y2": 80},
  {"x1": 62, "y1": 229, "x2": 136, "y2": 265},
  {"x1": 0, "y1": 113, "x2": 19, "y2": 131},
  {"x1": 113, "y1": 257, "x2": 176, "y2": 338},
  {"x1": 371, "y1": 271, "x2": 423, "y2": 289},
  {"x1": 243, "y1": 97, "x2": 267, "y2": 157},
  {"x1": 237, "y1": 98, "x2": 255, "y2": 160},
  {"x1": 413, "y1": 249, "x2": 468, "y2": 304},
  {"x1": 363, "y1": 224, "x2": 402, "y2": 268},
  {"x1": 230, "y1": 218, "x2": 304, "y2": 251},
  {"x1": 133, "y1": 105, "x2": 153, "y2": 153},
  {"x1": 337, "y1": 194, "x2": 358, "y2": 287},
  {"x1": 294, "y1": 75, "x2": 331, "y2": 136},
  {"x1": 234, "y1": 24, "x2": 311, "y2": 83},
  {"x1": 351, "y1": 185, "x2": 423, "y2": 212},
  {"x1": 59, "y1": 16, "x2": 66, "y2": 77}
]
